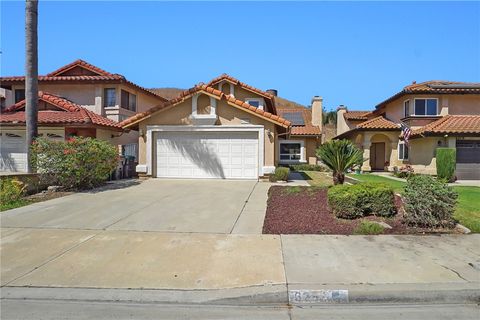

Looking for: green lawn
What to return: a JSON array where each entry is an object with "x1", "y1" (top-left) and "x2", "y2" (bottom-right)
[
  {"x1": 349, "y1": 173, "x2": 480, "y2": 232},
  {"x1": 299, "y1": 171, "x2": 333, "y2": 187},
  {"x1": 348, "y1": 173, "x2": 407, "y2": 193},
  {"x1": 1, "y1": 199, "x2": 32, "y2": 212}
]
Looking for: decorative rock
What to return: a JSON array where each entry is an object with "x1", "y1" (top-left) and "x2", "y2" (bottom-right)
[
  {"x1": 372, "y1": 221, "x2": 393, "y2": 229},
  {"x1": 455, "y1": 223, "x2": 471, "y2": 234},
  {"x1": 47, "y1": 185, "x2": 63, "y2": 192}
]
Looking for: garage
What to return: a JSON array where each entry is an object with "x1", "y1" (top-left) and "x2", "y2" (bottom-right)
[
  {"x1": 0, "y1": 131, "x2": 27, "y2": 172},
  {"x1": 155, "y1": 131, "x2": 259, "y2": 179},
  {"x1": 456, "y1": 140, "x2": 480, "y2": 180}
]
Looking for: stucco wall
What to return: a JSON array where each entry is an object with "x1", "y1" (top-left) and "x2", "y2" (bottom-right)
[
  {"x1": 381, "y1": 94, "x2": 480, "y2": 120},
  {"x1": 137, "y1": 95, "x2": 278, "y2": 171}
]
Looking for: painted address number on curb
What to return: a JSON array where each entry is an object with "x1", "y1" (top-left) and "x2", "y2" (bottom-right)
[{"x1": 289, "y1": 289, "x2": 349, "y2": 304}]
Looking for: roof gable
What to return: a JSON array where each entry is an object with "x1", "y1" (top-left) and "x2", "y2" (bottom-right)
[
  {"x1": 46, "y1": 59, "x2": 115, "y2": 77},
  {"x1": 119, "y1": 85, "x2": 291, "y2": 129}
]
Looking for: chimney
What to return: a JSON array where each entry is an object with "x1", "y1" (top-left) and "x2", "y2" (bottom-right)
[
  {"x1": 266, "y1": 89, "x2": 278, "y2": 96},
  {"x1": 336, "y1": 105, "x2": 349, "y2": 136},
  {"x1": 311, "y1": 96, "x2": 323, "y2": 127}
]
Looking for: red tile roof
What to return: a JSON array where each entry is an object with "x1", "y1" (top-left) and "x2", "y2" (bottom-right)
[
  {"x1": 119, "y1": 85, "x2": 291, "y2": 128},
  {"x1": 412, "y1": 115, "x2": 480, "y2": 137},
  {"x1": 290, "y1": 125, "x2": 321, "y2": 135},
  {"x1": 207, "y1": 74, "x2": 275, "y2": 100},
  {"x1": 376, "y1": 81, "x2": 480, "y2": 108},
  {"x1": 343, "y1": 110, "x2": 371, "y2": 120},
  {"x1": 0, "y1": 92, "x2": 123, "y2": 130},
  {"x1": 0, "y1": 59, "x2": 167, "y2": 102},
  {"x1": 356, "y1": 116, "x2": 400, "y2": 130}
]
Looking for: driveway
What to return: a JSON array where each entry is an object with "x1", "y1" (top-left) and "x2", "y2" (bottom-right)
[{"x1": 0, "y1": 179, "x2": 269, "y2": 234}]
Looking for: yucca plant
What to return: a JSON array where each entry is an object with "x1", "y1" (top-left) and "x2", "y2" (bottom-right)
[{"x1": 316, "y1": 139, "x2": 363, "y2": 185}]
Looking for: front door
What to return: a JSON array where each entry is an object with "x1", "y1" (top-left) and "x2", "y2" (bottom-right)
[{"x1": 370, "y1": 142, "x2": 385, "y2": 171}]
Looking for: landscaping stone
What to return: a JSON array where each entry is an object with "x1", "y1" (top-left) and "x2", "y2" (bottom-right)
[
  {"x1": 455, "y1": 223, "x2": 471, "y2": 234},
  {"x1": 371, "y1": 221, "x2": 393, "y2": 229},
  {"x1": 47, "y1": 186, "x2": 63, "y2": 192}
]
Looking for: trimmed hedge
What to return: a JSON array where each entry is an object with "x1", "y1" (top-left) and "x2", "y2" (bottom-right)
[
  {"x1": 436, "y1": 148, "x2": 456, "y2": 182},
  {"x1": 270, "y1": 167, "x2": 290, "y2": 182},
  {"x1": 328, "y1": 182, "x2": 396, "y2": 219},
  {"x1": 403, "y1": 175, "x2": 457, "y2": 228},
  {"x1": 289, "y1": 164, "x2": 329, "y2": 172}
]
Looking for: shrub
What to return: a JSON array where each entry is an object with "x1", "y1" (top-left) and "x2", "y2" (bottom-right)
[
  {"x1": 354, "y1": 221, "x2": 385, "y2": 235},
  {"x1": 270, "y1": 167, "x2": 290, "y2": 182},
  {"x1": 316, "y1": 139, "x2": 363, "y2": 185},
  {"x1": 436, "y1": 148, "x2": 456, "y2": 182},
  {"x1": 394, "y1": 165, "x2": 415, "y2": 179},
  {"x1": 0, "y1": 178, "x2": 26, "y2": 205},
  {"x1": 328, "y1": 182, "x2": 396, "y2": 219},
  {"x1": 31, "y1": 137, "x2": 118, "y2": 190},
  {"x1": 289, "y1": 164, "x2": 329, "y2": 172},
  {"x1": 403, "y1": 175, "x2": 457, "y2": 228}
]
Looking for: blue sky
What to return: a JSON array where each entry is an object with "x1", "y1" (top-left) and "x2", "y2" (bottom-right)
[{"x1": 1, "y1": 1, "x2": 479, "y2": 110}]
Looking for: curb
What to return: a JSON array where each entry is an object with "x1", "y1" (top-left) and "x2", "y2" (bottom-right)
[
  {"x1": 287, "y1": 283, "x2": 480, "y2": 305},
  {"x1": 2, "y1": 283, "x2": 479, "y2": 306}
]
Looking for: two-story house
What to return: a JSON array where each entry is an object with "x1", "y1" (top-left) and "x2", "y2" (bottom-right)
[
  {"x1": 119, "y1": 74, "x2": 323, "y2": 179},
  {"x1": 0, "y1": 59, "x2": 167, "y2": 172},
  {"x1": 335, "y1": 81, "x2": 480, "y2": 180}
]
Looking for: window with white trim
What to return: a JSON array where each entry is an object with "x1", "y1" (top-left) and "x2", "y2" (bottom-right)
[
  {"x1": 398, "y1": 142, "x2": 409, "y2": 160},
  {"x1": 414, "y1": 98, "x2": 437, "y2": 116},
  {"x1": 404, "y1": 100, "x2": 410, "y2": 117},
  {"x1": 279, "y1": 141, "x2": 303, "y2": 162},
  {"x1": 245, "y1": 98, "x2": 264, "y2": 110}
]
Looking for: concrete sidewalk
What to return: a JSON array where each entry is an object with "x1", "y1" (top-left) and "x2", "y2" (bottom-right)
[{"x1": 1, "y1": 228, "x2": 479, "y2": 305}]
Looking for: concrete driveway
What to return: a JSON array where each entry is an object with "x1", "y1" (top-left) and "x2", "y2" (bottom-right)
[{"x1": 0, "y1": 179, "x2": 269, "y2": 234}]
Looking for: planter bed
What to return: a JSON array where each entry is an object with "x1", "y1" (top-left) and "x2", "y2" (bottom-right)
[{"x1": 263, "y1": 186, "x2": 458, "y2": 235}]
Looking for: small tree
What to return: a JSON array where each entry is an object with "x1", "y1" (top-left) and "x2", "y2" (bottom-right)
[
  {"x1": 436, "y1": 148, "x2": 456, "y2": 182},
  {"x1": 316, "y1": 139, "x2": 363, "y2": 185}
]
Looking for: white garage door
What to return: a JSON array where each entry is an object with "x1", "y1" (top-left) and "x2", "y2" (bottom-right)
[
  {"x1": 155, "y1": 131, "x2": 259, "y2": 179},
  {"x1": 0, "y1": 132, "x2": 27, "y2": 172}
]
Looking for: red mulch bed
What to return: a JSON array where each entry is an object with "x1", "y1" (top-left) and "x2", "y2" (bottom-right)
[{"x1": 262, "y1": 186, "x2": 452, "y2": 235}]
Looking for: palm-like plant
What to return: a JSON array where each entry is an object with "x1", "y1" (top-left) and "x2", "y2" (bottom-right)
[{"x1": 316, "y1": 139, "x2": 363, "y2": 185}]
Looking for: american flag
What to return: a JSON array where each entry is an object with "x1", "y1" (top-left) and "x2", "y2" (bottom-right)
[{"x1": 400, "y1": 122, "x2": 411, "y2": 145}]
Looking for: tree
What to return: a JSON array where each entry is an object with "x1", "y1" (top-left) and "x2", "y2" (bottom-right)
[
  {"x1": 316, "y1": 139, "x2": 363, "y2": 185},
  {"x1": 25, "y1": 0, "x2": 38, "y2": 173}
]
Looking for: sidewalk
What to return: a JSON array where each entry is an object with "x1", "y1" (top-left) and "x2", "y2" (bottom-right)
[{"x1": 2, "y1": 228, "x2": 479, "y2": 305}]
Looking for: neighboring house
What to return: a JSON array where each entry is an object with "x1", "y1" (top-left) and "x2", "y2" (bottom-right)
[
  {"x1": 0, "y1": 92, "x2": 123, "y2": 172},
  {"x1": 0, "y1": 59, "x2": 167, "y2": 164},
  {"x1": 120, "y1": 74, "x2": 323, "y2": 179},
  {"x1": 335, "y1": 81, "x2": 480, "y2": 179}
]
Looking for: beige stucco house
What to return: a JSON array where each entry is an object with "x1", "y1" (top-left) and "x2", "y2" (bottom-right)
[
  {"x1": 120, "y1": 75, "x2": 323, "y2": 179},
  {"x1": 0, "y1": 59, "x2": 167, "y2": 172},
  {"x1": 335, "y1": 81, "x2": 480, "y2": 180}
]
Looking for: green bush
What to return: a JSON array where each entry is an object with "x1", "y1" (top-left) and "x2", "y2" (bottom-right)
[
  {"x1": 31, "y1": 137, "x2": 118, "y2": 190},
  {"x1": 0, "y1": 178, "x2": 26, "y2": 205},
  {"x1": 403, "y1": 175, "x2": 457, "y2": 228},
  {"x1": 393, "y1": 165, "x2": 415, "y2": 179},
  {"x1": 354, "y1": 221, "x2": 385, "y2": 235},
  {"x1": 289, "y1": 164, "x2": 329, "y2": 172},
  {"x1": 436, "y1": 148, "x2": 456, "y2": 182},
  {"x1": 270, "y1": 167, "x2": 290, "y2": 182},
  {"x1": 328, "y1": 182, "x2": 396, "y2": 219}
]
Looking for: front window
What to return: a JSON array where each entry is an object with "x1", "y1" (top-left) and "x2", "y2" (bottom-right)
[
  {"x1": 404, "y1": 100, "x2": 410, "y2": 117},
  {"x1": 280, "y1": 142, "x2": 302, "y2": 162},
  {"x1": 15, "y1": 89, "x2": 25, "y2": 103},
  {"x1": 120, "y1": 90, "x2": 137, "y2": 112},
  {"x1": 104, "y1": 88, "x2": 116, "y2": 107},
  {"x1": 398, "y1": 142, "x2": 409, "y2": 160},
  {"x1": 414, "y1": 98, "x2": 437, "y2": 116}
]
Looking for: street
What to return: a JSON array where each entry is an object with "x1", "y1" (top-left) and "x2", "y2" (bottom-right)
[{"x1": 1, "y1": 300, "x2": 479, "y2": 320}]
